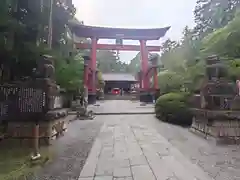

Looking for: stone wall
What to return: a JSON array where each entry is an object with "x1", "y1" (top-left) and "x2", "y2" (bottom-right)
[{"x1": 3, "y1": 115, "x2": 74, "y2": 147}]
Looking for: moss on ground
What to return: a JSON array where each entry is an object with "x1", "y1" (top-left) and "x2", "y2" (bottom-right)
[{"x1": 0, "y1": 146, "x2": 54, "y2": 180}]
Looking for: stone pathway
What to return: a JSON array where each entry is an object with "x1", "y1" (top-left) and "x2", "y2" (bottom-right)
[
  {"x1": 28, "y1": 101, "x2": 240, "y2": 180},
  {"x1": 88, "y1": 100, "x2": 154, "y2": 114},
  {"x1": 78, "y1": 116, "x2": 212, "y2": 180}
]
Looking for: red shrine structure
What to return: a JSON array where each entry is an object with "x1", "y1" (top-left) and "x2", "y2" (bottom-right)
[{"x1": 69, "y1": 22, "x2": 170, "y2": 104}]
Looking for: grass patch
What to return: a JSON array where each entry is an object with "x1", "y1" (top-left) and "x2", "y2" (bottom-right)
[{"x1": 0, "y1": 146, "x2": 54, "y2": 180}]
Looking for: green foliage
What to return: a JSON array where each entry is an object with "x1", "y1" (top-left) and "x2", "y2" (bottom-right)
[
  {"x1": 226, "y1": 58, "x2": 240, "y2": 80},
  {"x1": 128, "y1": 53, "x2": 141, "y2": 74},
  {"x1": 0, "y1": 0, "x2": 85, "y2": 91},
  {"x1": 202, "y1": 11, "x2": 240, "y2": 57},
  {"x1": 129, "y1": 53, "x2": 161, "y2": 76},
  {"x1": 157, "y1": 71, "x2": 184, "y2": 94},
  {"x1": 155, "y1": 92, "x2": 192, "y2": 126},
  {"x1": 194, "y1": 0, "x2": 238, "y2": 38},
  {"x1": 97, "y1": 50, "x2": 129, "y2": 73},
  {"x1": 161, "y1": 47, "x2": 186, "y2": 70},
  {"x1": 157, "y1": 2, "x2": 240, "y2": 95},
  {"x1": 160, "y1": 26, "x2": 202, "y2": 72},
  {"x1": 153, "y1": 1, "x2": 240, "y2": 129},
  {"x1": 158, "y1": 33, "x2": 204, "y2": 94},
  {"x1": 198, "y1": 9, "x2": 240, "y2": 83},
  {"x1": 182, "y1": 61, "x2": 205, "y2": 93},
  {"x1": 55, "y1": 53, "x2": 84, "y2": 92}
]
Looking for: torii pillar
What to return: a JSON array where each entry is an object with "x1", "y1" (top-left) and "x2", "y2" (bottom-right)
[{"x1": 139, "y1": 40, "x2": 153, "y2": 103}]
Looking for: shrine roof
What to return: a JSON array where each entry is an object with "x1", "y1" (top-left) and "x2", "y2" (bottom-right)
[
  {"x1": 68, "y1": 20, "x2": 170, "y2": 40},
  {"x1": 102, "y1": 73, "x2": 137, "y2": 82}
]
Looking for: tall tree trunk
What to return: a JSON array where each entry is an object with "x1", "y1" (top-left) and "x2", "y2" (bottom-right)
[{"x1": 47, "y1": 0, "x2": 53, "y2": 49}]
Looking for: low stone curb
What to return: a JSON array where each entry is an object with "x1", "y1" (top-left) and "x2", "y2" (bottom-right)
[
  {"x1": 69, "y1": 111, "x2": 155, "y2": 115},
  {"x1": 94, "y1": 112, "x2": 155, "y2": 115}
]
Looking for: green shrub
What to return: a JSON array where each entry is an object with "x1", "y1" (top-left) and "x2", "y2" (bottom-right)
[
  {"x1": 155, "y1": 92, "x2": 192, "y2": 126},
  {"x1": 157, "y1": 71, "x2": 184, "y2": 95}
]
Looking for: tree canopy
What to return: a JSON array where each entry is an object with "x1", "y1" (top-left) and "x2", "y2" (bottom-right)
[
  {"x1": 97, "y1": 50, "x2": 130, "y2": 73},
  {"x1": 149, "y1": 0, "x2": 240, "y2": 95},
  {"x1": 0, "y1": 0, "x2": 85, "y2": 92}
]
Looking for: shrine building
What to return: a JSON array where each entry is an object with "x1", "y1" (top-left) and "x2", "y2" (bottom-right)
[{"x1": 102, "y1": 73, "x2": 138, "y2": 94}]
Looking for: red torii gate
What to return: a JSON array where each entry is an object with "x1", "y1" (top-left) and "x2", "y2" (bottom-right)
[{"x1": 69, "y1": 23, "x2": 170, "y2": 104}]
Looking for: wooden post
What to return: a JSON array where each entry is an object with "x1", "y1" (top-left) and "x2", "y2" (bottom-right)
[{"x1": 31, "y1": 121, "x2": 41, "y2": 160}]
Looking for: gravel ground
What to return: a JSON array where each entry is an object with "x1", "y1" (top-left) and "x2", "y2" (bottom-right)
[
  {"x1": 150, "y1": 118, "x2": 240, "y2": 180},
  {"x1": 29, "y1": 119, "x2": 103, "y2": 180}
]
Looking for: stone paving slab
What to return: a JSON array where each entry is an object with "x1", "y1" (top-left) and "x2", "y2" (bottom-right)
[
  {"x1": 78, "y1": 117, "x2": 212, "y2": 180},
  {"x1": 88, "y1": 100, "x2": 154, "y2": 114}
]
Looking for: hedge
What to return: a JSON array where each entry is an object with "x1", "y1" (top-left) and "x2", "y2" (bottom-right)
[{"x1": 155, "y1": 92, "x2": 193, "y2": 126}]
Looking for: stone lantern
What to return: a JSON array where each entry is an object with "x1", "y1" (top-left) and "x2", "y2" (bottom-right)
[
  {"x1": 190, "y1": 55, "x2": 240, "y2": 144},
  {"x1": 202, "y1": 55, "x2": 235, "y2": 110}
]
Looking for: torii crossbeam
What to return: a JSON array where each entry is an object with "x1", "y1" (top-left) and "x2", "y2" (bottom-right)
[{"x1": 75, "y1": 43, "x2": 161, "y2": 52}]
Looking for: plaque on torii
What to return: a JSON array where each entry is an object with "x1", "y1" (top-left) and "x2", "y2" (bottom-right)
[{"x1": 115, "y1": 38, "x2": 123, "y2": 45}]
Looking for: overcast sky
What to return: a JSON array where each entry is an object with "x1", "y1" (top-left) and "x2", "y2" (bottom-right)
[{"x1": 72, "y1": 0, "x2": 197, "y2": 63}]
